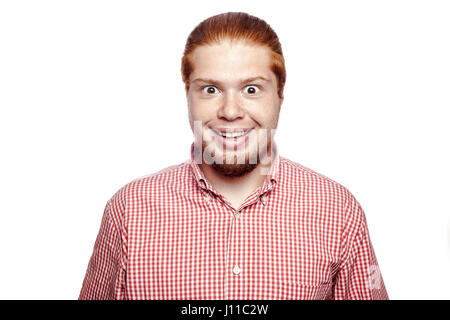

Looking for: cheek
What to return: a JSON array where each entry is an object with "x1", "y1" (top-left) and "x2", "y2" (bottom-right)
[
  {"x1": 189, "y1": 98, "x2": 219, "y2": 121},
  {"x1": 248, "y1": 101, "x2": 280, "y2": 128}
]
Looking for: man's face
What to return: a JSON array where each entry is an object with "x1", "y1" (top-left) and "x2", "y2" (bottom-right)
[{"x1": 187, "y1": 39, "x2": 283, "y2": 176}]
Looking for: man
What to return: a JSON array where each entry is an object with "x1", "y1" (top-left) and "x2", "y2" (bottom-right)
[{"x1": 79, "y1": 12, "x2": 388, "y2": 300}]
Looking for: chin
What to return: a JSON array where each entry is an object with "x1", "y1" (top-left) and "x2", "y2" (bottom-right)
[
  {"x1": 203, "y1": 143, "x2": 258, "y2": 163},
  {"x1": 211, "y1": 162, "x2": 258, "y2": 177}
]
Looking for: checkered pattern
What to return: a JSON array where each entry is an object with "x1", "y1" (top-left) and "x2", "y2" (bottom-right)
[{"x1": 79, "y1": 144, "x2": 388, "y2": 300}]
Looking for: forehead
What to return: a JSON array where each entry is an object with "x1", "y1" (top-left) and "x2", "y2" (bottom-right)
[{"x1": 189, "y1": 40, "x2": 275, "y2": 82}]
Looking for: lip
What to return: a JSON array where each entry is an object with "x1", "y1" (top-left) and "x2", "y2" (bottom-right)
[{"x1": 210, "y1": 127, "x2": 254, "y2": 150}]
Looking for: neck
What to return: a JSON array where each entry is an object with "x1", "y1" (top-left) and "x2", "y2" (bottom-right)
[
  {"x1": 198, "y1": 148, "x2": 276, "y2": 208},
  {"x1": 200, "y1": 162, "x2": 266, "y2": 195}
]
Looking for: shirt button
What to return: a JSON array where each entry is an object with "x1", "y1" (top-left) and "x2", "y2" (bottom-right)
[
  {"x1": 261, "y1": 196, "x2": 267, "y2": 205},
  {"x1": 234, "y1": 212, "x2": 241, "y2": 218},
  {"x1": 233, "y1": 265, "x2": 241, "y2": 275}
]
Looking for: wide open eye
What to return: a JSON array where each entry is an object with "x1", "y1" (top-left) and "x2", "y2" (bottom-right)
[
  {"x1": 244, "y1": 85, "x2": 260, "y2": 95},
  {"x1": 202, "y1": 86, "x2": 219, "y2": 94}
]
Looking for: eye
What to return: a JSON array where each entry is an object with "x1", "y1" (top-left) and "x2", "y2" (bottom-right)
[
  {"x1": 202, "y1": 86, "x2": 219, "y2": 94},
  {"x1": 244, "y1": 85, "x2": 260, "y2": 95}
]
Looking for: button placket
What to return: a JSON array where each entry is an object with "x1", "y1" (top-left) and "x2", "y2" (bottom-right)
[{"x1": 224, "y1": 204, "x2": 240, "y2": 298}]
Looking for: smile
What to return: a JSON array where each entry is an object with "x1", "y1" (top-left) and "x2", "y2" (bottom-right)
[{"x1": 211, "y1": 128, "x2": 253, "y2": 138}]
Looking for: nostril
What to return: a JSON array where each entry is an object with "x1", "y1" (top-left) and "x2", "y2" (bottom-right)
[{"x1": 218, "y1": 104, "x2": 245, "y2": 121}]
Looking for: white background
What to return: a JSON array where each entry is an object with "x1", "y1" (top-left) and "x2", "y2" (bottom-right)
[{"x1": 0, "y1": 0, "x2": 449, "y2": 299}]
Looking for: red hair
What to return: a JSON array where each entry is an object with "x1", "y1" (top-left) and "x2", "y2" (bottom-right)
[{"x1": 181, "y1": 12, "x2": 286, "y2": 99}]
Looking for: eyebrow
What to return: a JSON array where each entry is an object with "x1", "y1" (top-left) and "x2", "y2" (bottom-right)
[{"x1": 191, "y1": 76, "x2": 270, "y2": 86}]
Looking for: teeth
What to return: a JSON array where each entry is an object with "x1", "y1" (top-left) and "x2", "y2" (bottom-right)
[
  {"x1": 217, "y1": 130, "x2": 247, "y2": 138},
  {"x1": 225, "y1": 132, "x2": 244, "y2": 138}
]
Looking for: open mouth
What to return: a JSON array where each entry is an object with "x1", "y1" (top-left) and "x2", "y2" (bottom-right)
[
  {"x1": 209, "y1": 127, "x2": 255, "y2": 150},
  {"x1": 211, "y1": 128, "x2": 254, "y2": 139}
]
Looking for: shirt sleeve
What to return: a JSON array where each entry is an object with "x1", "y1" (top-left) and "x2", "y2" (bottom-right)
[
  {"x1": 333, "y1": 197, "x2": 389, "y2": 300},
  {"x1": 78, "y1": 199, "x2": 126, "y2": 300}
]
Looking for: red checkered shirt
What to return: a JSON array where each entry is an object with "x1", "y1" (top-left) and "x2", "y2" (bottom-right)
[{"x1": 79, "y1": 144, "x2": 388, "y2": 300}]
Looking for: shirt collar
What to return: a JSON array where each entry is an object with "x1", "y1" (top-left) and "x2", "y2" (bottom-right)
[{"x1": 189, "y1": 142, "x2": 280, "y2": 195}]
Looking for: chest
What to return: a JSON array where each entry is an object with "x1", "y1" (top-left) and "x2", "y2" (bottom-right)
[{"x1": 122, "y1": 193, "x2": 342, "y2": 299}]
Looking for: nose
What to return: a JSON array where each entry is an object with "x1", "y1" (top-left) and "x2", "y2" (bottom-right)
[{"x1": 217, "y1": 91, "x2": 244, "y2": 121}]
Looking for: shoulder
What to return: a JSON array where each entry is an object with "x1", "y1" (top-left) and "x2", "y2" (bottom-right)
[
  {"x1": 279, "y1": 156, "x2": 352, "y2": 198},
  {"x1": 126, "y1": 161, "x2": 192, "y2": 194},
  {"x1": 279, "y1": 157, "x2": 365, "y2": 225},
  {"x1": 105, "y1": 161, "x2": 192, "y2": 217}
]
